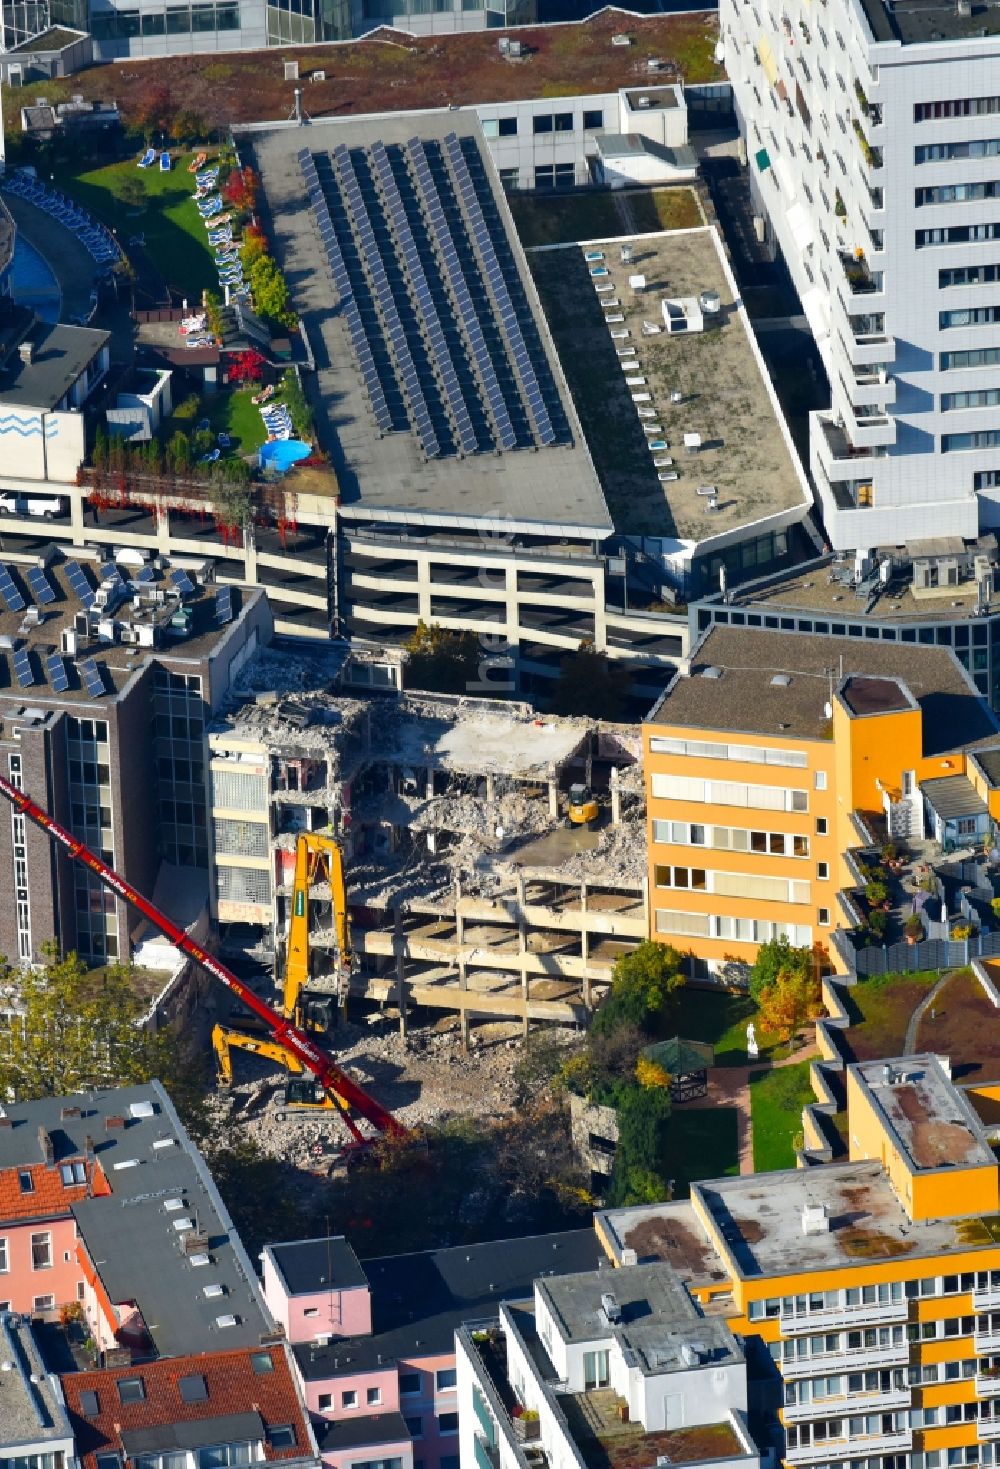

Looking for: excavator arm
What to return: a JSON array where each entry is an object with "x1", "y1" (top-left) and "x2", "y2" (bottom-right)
[
  {"x1": 212, "y1": 1023, "x2": 307, "y2": 1087},
  {"x1": 0, "y1": 772, "x2": 406, "y2": 1145},
  {"x1": 283, "y1": 832, "x2": 353, "y2": 1028}
]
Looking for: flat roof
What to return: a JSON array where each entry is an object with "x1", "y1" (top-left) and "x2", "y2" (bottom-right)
[
  {"x1": 973, "y1": 748, "x2": 1000, "y2": 786},
  {"x1": 0, "y1": 315, "x2": 108, "y2": 410},
  {"x1": 647, "y1": 626, "x2": 998, "y2": 753},
  {"x1": 921, "y1": 773, "x2": 988, "y2": 820},
  {"x1": 247, "y1": 112, "x2": 610, "y2": 538},
  {"x1": 0, "y1": 555, "x2": 250, "y2": 707},
  {"x1": 840, "y1": 675, "x2": 914, "y2": 718},
  {"x1": 853, "y1": 1055, "x2": 995, "y2": 1172},
  {"x1": 624, "y1": 86, "x2": 681, "y2": 110},
  {"x1": 12, "y1": 24, "x2": 87, "y2": 49},
  {"x1": 63, "y1": 1082, "x2": 272, "y2": 1357},
  {"x1": 538, "y1": 1263, "x2": 740, "y2": 1374},
  {"x1": 597, "y1": 1201, "x2": 730, "y2": 1287},
  {"x1": 0, "y1": 1315, "x2": 71, "y2": 1452},
  {"x1": 268, "y1": 1235, "x2": 369, "y2": 1297},
  {"x1": 715, "y1": 555, "x2": 1000, "y2": 626},
  {"x1": 317, "y1": 1412, "x2": 412, "y2": 1453},
  {"x1": 857, "y1": 0, "x2": 1000, "y2": 45},
  {"x1": 294, "y1": 1228, "x2": 602, "y2": 1378},
  {"x1": 528, "y1": 227, "x2": 809, "y2": 544},
  {"x1": 694, "y1": 1159, "x2": 998, "y2": 1278}
]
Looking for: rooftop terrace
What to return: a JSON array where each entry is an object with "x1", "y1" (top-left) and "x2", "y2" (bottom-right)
[
  {"x1": 853, "y1": 1054, "x2": 995, "y2": 1173},
  {"x1": 0, "y1": 1314, "x2": 71, "y2": 1453},
  {"x1": 528, "y1": 227, "x2": 809, "y2": 544},
  {"x1": 648, "y1": 626, "x2": 998, "y2": 753},
  {"x1": 248, "y1": 112, "x2": 609, "y2": 537},
  {"x1": 717, "y1": 555, "x2": 995, "y2": 625},
  {"x1": 559, "y1": 1391, "x2": 744, "y2": 1469}
]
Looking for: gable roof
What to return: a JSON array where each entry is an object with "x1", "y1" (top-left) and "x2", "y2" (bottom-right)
[
  {"x1": 0, "y1": 1157, "x2": 107, "y2": 1225},
  {"x1": 61, "y1": 1346, "x2": 317, "y2": 1469}
]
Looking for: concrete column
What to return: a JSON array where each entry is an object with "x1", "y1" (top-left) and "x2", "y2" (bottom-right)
[
  {"x1": 610, "y1": 768, "x2": 621, "y2": 826},
  {"x1": 393, "y1": 907, "x2": 408, "y2": 1041},
  {"x1": 485, "y1": 773, "x2": 495, "y2": 804},
  {"x1": 458, "y1": 959, "x2": 470, "y2": 1048},
  {"x1": 581, "y1": 881, "x2": 592, "y2": 1010},
  {"x1": 416, "y1": 554, "x2": 433, "y2": 621},
  {"x1": 548, "y1": 780, "x2": 559, "y2": 820},
  {"x1": 425, "y1": 766, "x2": 434, "y2": 799},
  {"x1": 455, "y1": 876, "x2": 465, "y2": 945}
]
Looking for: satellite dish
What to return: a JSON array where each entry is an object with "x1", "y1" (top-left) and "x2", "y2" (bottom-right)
[{"x1": 823, "y1": 701, "x2": 833, "y2": 720}]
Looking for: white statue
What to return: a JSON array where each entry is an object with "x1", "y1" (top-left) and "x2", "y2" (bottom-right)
[{"x1": 746, "y1": 1020, "x2": 759, "y2": 1060}]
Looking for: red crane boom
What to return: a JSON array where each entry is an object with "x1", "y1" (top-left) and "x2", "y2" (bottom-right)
[{"x1": 0, "y1": 772, "x2": 405, "y2": 1145}]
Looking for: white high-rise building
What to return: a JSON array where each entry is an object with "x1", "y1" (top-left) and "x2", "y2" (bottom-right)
[{"x1": 722, "y1": 0, "x2": 1000, "y2": 553}]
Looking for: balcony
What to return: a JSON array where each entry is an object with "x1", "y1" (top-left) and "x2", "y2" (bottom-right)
[
  {"x1": 977, "y1": 1374, "x2": 1000, "y2": 1398},
  {"x1": 977, "y1": 1326, "x2": 1000, "y2": 1352},
  {"x1": 843, "y1": 316, "x2": 894, "y2": 368},
  {"x1": 974, "y1": 1286, "x2": 1000, "y2": 1312},
  {"x1": 784, "y1": 1390, "x2": 910, "y2": 1424},
  {"x1": 780, "y1": 1342, "x2": 909, "y2": 1381},
  {"x1": 787, "y1": 1430, "x2": 911, "y2": 1466},
  {"x1": 780, "y1": 1299, "x2": 908, "y2": 1335},
  {"x1": 839, "y1": 251, "x2": 883, "y2": 298},
  {"x1": 852, "y1": 116, "x2": 884, "y2": 171},
  {"x1": 848, "y1": 410, "x2": 896, "y2": 449},
  {"x1": 846, "y1": 369, "x2": 895, "y2": 411},
  {"x1": 979, "y1": 1417, "x2": 1000, "y2": 1441},
  {"x1": 814, "y1": 414, "x2": 888, "y2": 478}
]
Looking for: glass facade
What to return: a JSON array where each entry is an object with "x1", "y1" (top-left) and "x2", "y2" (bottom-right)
[
  {"x1": 65, "y1": 717, "x2": 116, "y2": 961},
  {"x1": 88, "y1": 2, "x2": 239, "y2": 39},
  {"x1": 153, "y1": 666, "x2": 208, "y2": 869}
]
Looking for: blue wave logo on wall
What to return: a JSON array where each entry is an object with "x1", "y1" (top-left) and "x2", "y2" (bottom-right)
[{"x1": 0, "y1": 414, "x2": 59, "y2": 439}]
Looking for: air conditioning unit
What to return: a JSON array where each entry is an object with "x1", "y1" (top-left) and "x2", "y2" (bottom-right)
[{"x1": 119, "y1": 627, "x2": 139, "y2": 646}]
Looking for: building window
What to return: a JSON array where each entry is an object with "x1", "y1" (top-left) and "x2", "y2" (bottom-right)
[
  {"x1": 439, "y1": 1413, "x2": 459, "y2": 1434},
  {"x1": 535, "y1": 166, "x2": 555, "y2": 188},
  {"x1": 818, "y1": 862, "x2": 829, "y2": 879},
  {"x1": 0, "y1": 1238, "x2": 7, "y2": 1274},
  {"x1": 436, "y1": 1368, "x2": 457, "y2": 1390},
  {"x1": 533, "y1": 114, "x2": 553, "y2": 134},
  {"x1": 117, "y1": 1376, "x2": 146, "y2": 1404},
  {"x1": 816, "y1": 817, "x2": 828, "y2": 834},
  {"x1": 940, "y1": 305, "x2": 1000, "y2": 329},
  {"x1": 343, "y1": 1390, "x2": 358, "y2": 1408},
  {"x1": 943, "y1": 347, "x2": 1000, "y2": 371},
  {"x1": 916, "y1": 95, "x2": 1000, "y2": 120},
  {"x1": 269, "y1": 1428, "x2": 297, "y2": 1449},
  {"x1": 18, "y1": 1170, "x2": 33, "y2": 1193},
  {"x1": 319, "y1": 1394, "x2": 332, "y2": 1410},
  {"x1": 367, "y1": 1387, "x2": 382, "y2": 1405},
  {"x1": 179, "y1": 1374, "x2": 208, "y2": 1403},
  {"x1": 498, "y1": 168, "x2": 519, "y2": 191},
  {"x1": 554, "y1": 111, "x2": 573, "y2": 131},
  {"x1": 942, "y1": 388, "x2": 1000, "y2": 411},
  {"x1": 400, "y1": 1374, "x2": 421, "y2": 1395},
  {"x1": 96, "y1": 1456, "x2": 122, "y2": 1469},
  {"x1": 303, "y1": 1307, "x2": 319, "y2": 1318},
  {"x1": 405, "y1": 1417, "x2": 423, "y2": 1438},
  {"x1": 815, "y1": 770, "x2": 827, "y2": 790},
  {"x1": 60, "y1": 1161, "x2": 86, "y2": 1186},
  {"x1": 498, "y1": 116, "x2": 516, "y2": 136},
  {"x1": 819, "y1": 907, "x2": 830, "y2": 926},
  {"x1": 944, "y1": 430, "x2": 1000, "y2": 452},
  {"x1": 583, "y1": 108, "x2": 604, "y2": 129},
  {"x1": 30, "y1": 1232, "x2": 52, "y2": 1270},
  {"x1": 197, "y1": 1445, "x2": 255, "y2": 1468},
  {"x1": 33, "y1": 1294, "x2": 54, "y2": 1311},
  {"x1": 251, "y1": 1351, "x2": 274, "y2": 1373},
  {"x1": 481, "y1": 118, "x2": 499, "y2": 137}
]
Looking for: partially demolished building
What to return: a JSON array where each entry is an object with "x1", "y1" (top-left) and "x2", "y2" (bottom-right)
[{"x1": 207, "y1": 681, "x2": 647, "y2": 1037}]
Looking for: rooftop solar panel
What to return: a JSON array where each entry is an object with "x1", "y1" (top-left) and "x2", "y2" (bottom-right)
[
  {"x1": 65, "y1": 561, "x2": 95, "y2": 609},
  {"x1": 26, "y1": 567, "x2": 56, "y2": 606},
  {"x1": 13, "y1": 648, "x2": 34, "y2": 687},
  {"x1": 80, "y1": 658, "x2": 105, "y2": 698},
  {"x1": 46, "y1": 652, "x2": 70, "y2": 693},
  {"x1": 100, "y1": 561, "x2": 125, "y2": 589},
  {"x1": 0, "y1": 564, "x2": 25, "y2": 614},
  {"x1": 170, "y1": 569, "x2": 195, "y2": 597},
  {"x1": 215, "y1": 586, "x2": 234, "y2": 625}
]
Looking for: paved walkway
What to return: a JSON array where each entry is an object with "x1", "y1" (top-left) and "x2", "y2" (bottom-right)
[
  {"x1": 682, "y1": 1035, "x2": 819, "y2": 1176},
  {"x1": 903, "y1": 969, "x2": 957, "y2": 1055},
  {"x1": 4, "y1": 193, "x2": 100, "y2": 323}
]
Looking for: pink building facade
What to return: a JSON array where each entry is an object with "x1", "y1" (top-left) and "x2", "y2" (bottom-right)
[{"x1": 262, "y1": 1231, "x2": 602, "y2": 1469}]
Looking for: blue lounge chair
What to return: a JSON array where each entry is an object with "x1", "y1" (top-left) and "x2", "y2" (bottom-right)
[
  {"x1": 138, "y1": 148, "x2": 155, "y2": 169},
  {"x1": 199, "y1": 449, "x2": 221, "y2": 463},
  {"x1": 160, "y1": 152, "x2": 171, "y2": 172}
]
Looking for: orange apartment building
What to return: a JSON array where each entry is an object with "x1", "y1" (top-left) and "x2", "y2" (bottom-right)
[
  {"x1": 595, "y1": 1051, "x2": 1000, "y2": 1469},
  {"x1": 643, "y1": 627, "x2": 1000, "y2": 974}
]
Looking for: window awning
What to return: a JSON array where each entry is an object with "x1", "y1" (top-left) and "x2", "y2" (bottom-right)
[
  {"x1": 755, "y1": 146, "x2": 771, "y2": 172},
  {"x1": 757, "y1": 35, "x2": 779, "y2": 85}
]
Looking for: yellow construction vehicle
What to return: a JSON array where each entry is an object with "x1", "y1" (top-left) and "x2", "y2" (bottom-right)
[
  {"x1": 282, "y1": 831, "x2": 353, "y2": 1034},
  {"x1": 211, "y1": 831, "x2": 357, "y2": 1118},
  {"x1": 566, "y1": 782, "x2": 600, "y2": 830}
]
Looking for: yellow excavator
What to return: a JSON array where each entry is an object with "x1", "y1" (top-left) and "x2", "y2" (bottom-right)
[{"x1": 212, "y1": 832, "x2": 355, "y2": 1117}]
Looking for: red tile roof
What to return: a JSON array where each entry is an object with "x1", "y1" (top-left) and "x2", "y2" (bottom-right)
[
  {"x1": 0, "y1": 1158, "x2": 108, "y2": 1223},
  {"x1": 61, "y1": 1345, "x2": 315, "y2": 1469}
]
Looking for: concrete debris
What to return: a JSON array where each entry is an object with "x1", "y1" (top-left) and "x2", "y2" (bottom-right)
[{"x1": 204, "y1": 1015, "x2": 582, "y2": 1168}]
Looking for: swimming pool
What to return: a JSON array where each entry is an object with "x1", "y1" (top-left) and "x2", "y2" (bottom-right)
[
  {"x1": 10, "y1": 238, "x2": 61, "y2": 322},
  {"x1": 260, "y1": 439, "x2": 311, "y2": 472}
]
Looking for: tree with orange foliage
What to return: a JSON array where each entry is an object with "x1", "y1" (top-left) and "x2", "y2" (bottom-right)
[{"x1": 756, "y1": 967, "x2": 822, "y2": 1045}]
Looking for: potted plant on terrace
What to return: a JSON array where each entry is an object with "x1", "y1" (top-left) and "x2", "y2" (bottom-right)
[{"x1": 905, "y1": 913, "x2": 924, "y2": 945}]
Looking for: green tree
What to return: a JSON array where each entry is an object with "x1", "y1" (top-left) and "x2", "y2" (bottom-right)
[
  {"x1": 551, "y1": 643, "x2": 631, "y2": 721},
  {"x1": 116, "y1": 174, "x2": 146, "y2": 211},
  {"x1": 607, "y1": 1084, "x2": 672, "y2": 1206},
  {"x1": 756, "y1": 967, "x2": 822, "y2": 1045},
  {"x1": 248, "y1": 256, "x2": 297, "y2": 330},
  {"x1": 404, "y1": 620, "x2": 480, "y2": 694},
  {"x1": 590, "y1": 941, "x2": 685, "y2": 1039},
  {"x1": 172, "y1": 110, "x2": 205, "y2": 145},
  {"x1": 165, "y1": 430, "x2": 191, "y2": 475},
  {"x1": 749, "y1": 935, "x2": 813, "y2": 1001},
  {"x1": 0, "y1": 948, "x2": 189, "y2": 1101}
]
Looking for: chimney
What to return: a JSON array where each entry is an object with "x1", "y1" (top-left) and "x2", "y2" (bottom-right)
[
  {"x1": 18, "y1": 341, "x2": 34, "y2": 366},
  {"x1": 83, "y1": 1134, "x2": 94, "y2": 1157},
  {"x1": 38, "y1": 1128, "x2": 54, "y2": 1166}
]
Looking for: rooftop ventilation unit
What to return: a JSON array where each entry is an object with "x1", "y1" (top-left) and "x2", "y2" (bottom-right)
[
  {"x1": 601, "y1": 1292, "x2": 622, "y2": 1324},
  {"x1": 215, "y1": 1314, "x2": 238, "y2": 1329},
  {"x1": 679, "y1": 1343, "x2": 702, "y2": 1367},
  {"x1": 701, "y1": 666, "x2": 723, "y2": 680},
  {"x1": 801, "y1": 1202, "x2": 829, "y2": 1236},
  {"x1": 771, "y1": 673, "x2": 792, "y2": 687}
]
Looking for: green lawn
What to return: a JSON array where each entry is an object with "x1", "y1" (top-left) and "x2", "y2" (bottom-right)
[
  {"x1": 671, "y1": 986, "x2": 785, "y2": 1068},
  {"x1": 631, "y1": 188, "x2": 704, "y2": 233},
  {"x1": 510, "y1": 186, "x2": 702, "y2": 250},
  {"x1": 58, "y1": 153, "x2": 218, "y2": 297},
  {"x1": 666, "y1": 1106, "x2": 740, "y2": 1196},
  {"x1": 207, "y1": 388, "x2": 268, "y2": 453},
  {"x1": 839, "y1": 970, "x2": 940, "y2": 1062},
  {"x1": 749, "y1": 1061, "x2": 815, "y2": 1171}
]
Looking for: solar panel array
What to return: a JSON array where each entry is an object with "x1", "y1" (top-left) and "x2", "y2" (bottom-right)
[
  {"x1": 332, "y1": 142, "x2": 442, "y2": 460},
  {"x1": 65, "y1": 561, "x2": 95, "y2": 609},
  {"x1": 0, "y1": 564, "x2": 25, "y2": 614},
  {"x1": 46, "y1": 652, "x2": 69, "y2": 692},
  {"x1": 406, "y1": 137, "x2": 518, "y2": 453},
  {"x1": 299, "y1": 148, "x2": 397, "y2": 438},
  {"x1": 216, "y1": 586, "x2": 234, "y2": 625},
  {"x1": 299, "y1": 132, "x2": 567, "y2": 460},
  {"x1": 134, "y1": 565, "x2": 156, "y2": 585},
  {"x1": 26, "y1": 566, "x2": 56, "y2": 605},
  {"x1": 13, "y1": 648, "x2": 34, "y2": 688},
  {"x1": 100, "y1": 561, "x2": 126, "y2": 592},
  {"x1": 443, "y1": 132, "x2": 556, "y2": 448},
  {"x1": 80, "y1": 658, "x2": 106, "y2": 698},
  {"x1": 171, "y1": 569, "x2": 195, "y2": 597}
]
